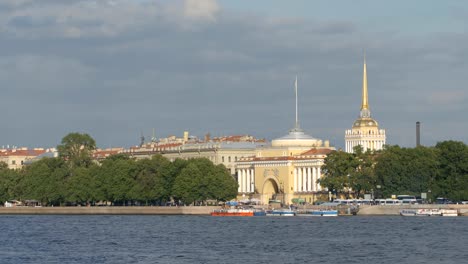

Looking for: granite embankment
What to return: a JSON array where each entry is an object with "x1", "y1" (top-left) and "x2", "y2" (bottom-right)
[
  {"x1": 0, "y1": 206, "x2": 219, "y2": 215},
  {"x1": 357, "y1": 204, "x2": 468, "y2": 216}
]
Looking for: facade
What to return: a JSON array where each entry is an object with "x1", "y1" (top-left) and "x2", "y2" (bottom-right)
[
  {"x1": 237, "y1": 129, "x2": 334, "y2": 205},
  {"x1": 122, "y1": 132, "x2": 266, "y2": 175},
  {"x1": 0, "y1": 148, "x2": 55, "y2": 169},
  {"x1": 345, "y1": 57, "x2": 386, "y2": 153}
]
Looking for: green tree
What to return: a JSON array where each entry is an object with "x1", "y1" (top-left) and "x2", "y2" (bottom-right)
[
  {"x1": 97, "y1": 154, "x2": 137, "y2": 205},
  {"x1": 20, "y1": 157, "x2": 68, "y2": 206},
  {"x1": 57, "y1": 132, "x2": 96, "y2": 168},
  {"x1": 319, "y1": 150, "x2": 357, "y2": 197},
  {"x1": 65, "y1": 165, "x2": 100, "y2": 205},
  {"x1": 434, "y1": 141, "x2": 468, "y2": 201}
]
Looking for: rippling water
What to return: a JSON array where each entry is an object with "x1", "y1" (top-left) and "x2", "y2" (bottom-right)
[{"x1": 0, "y1": 215, "x2": 467, "y2": 264}]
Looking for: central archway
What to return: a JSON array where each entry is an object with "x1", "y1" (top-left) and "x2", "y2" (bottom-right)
[{"x1": 261, "y1": 177, "x2": 280, "y2": 205}]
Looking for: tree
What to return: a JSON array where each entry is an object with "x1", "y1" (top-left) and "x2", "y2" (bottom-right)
[
  {"x1": 97, "y1": 154, "x2": 137, "y2": 205},
  {"x1": 434, "y1": 141, "x2": 468, "y2": 201},
  {"x1": 320, "y1": 150, "x2": 357, "y2": 197},
  {"x1": 57, "y1": 132, "x2": 96, "y2": 168},
  {"x1": 20, "y1": 157, "x2": 68, "y2": 206},
  {"x1": 65, "y1": 165, "x2": 100, "y2": 205}
]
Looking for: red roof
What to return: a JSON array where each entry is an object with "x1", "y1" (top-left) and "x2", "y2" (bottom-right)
[{"x1": 0, "y1": 149, "x2": 46, "y2": 157}]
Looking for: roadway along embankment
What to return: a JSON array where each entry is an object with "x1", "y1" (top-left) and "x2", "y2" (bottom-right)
[{"x1": 0, "y1": 206, "x2": 218, "y2": 215}]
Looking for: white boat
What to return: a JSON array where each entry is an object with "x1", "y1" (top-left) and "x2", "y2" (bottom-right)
[
  {"x1": 297, "y1": 209, "x2": 338, "y2": 217},
  {"x1": 265, "y1": 209, "x2": 296, "y2": 216},
  {"x1": 400, "y1": 209, "x2": 458, "y2": 217},
  {"x1": 440, "y1": 209, "x2": 458, "y2": 217}
]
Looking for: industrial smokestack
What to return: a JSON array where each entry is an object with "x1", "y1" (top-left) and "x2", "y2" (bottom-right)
[{"x1": 416, "y1": 121, "x2": 421, "y2": 147}]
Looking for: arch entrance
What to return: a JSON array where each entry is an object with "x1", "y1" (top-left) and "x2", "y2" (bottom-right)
[{"x1": 261, "y1": 177, "x2": 281, "y2": 205}]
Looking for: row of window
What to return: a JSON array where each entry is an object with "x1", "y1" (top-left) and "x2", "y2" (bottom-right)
[{"x1": 221, "y1": 156, "x2": 238, "y2": 163}]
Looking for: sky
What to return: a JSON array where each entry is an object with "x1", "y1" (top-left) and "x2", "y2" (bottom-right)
[{"x1": 0, "y1": 0, "x2": 467, "y2": 149}]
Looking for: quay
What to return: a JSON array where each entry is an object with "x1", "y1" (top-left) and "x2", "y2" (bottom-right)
[
  {"x1": 1, "y1": 205, "x2": 467, "y2": 216},
  {"x1": 0, "y1": 206, "x2": 216, "y2": 215}
]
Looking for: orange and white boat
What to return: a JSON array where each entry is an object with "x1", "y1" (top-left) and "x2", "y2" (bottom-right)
[{"x1": 210, "y1": 208, "x2": 254, "y2": 216}]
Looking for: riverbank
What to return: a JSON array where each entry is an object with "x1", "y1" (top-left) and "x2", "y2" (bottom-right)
[
  {"x1": 357, "y1": 204, "x2": 468, "y2": 216},
  {"x1": 2, "y1": 205, "x2": 468, "y2": 216},
  {"x1": 0, "y1": 206, "x2": 218, "y2": 215}
]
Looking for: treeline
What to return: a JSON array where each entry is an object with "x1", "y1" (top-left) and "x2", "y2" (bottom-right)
[
  {"x1": 0, "y1": 133, "x2": 238, "y2": 206},
  {"x1": 320, "y1": 140, "x2": 468, "y2": 202}
]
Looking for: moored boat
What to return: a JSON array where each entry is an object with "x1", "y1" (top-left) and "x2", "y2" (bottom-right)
[
  {"x1": 265, "y1": 209, "x2": 296, "y2": 216},
  {"x1": 297, "y1": 209, "x2": 338, "y2": 217},
  {"x1": 211, "y1": 208, "x2": 254, "y2": 216},
  {"x1": 400, "y1": 208, "x2": 458, "y2": 217}
]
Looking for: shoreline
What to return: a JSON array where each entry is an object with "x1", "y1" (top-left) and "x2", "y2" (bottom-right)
[
  {"x1": 1, "y1": 205, "x2": 467, "y2": 216},
  {"x1": 0, "y1": 206, "x2": 218, "y2": 215}
]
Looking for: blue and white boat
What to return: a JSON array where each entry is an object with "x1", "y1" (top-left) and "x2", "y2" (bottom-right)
[
  {"x1": 297, "y1": 209, "x2": 338, "y2": 217},
  {"x1": 266, "y1": 209, "x2": 296, "y2": 216}
]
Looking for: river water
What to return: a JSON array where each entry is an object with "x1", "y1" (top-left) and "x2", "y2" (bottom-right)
[{"x1": 0, "y1": 215, "x2": 466, "y2": 264}]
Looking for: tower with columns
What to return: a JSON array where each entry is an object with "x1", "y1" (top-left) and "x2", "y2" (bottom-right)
[{"x1": 345, "y1": 56, "x2": 386, "y2": 153}]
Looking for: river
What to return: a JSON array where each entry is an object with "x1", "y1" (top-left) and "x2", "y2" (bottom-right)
[{"x1": 0, "y1": 215, "x2": 466, "y2": 263}]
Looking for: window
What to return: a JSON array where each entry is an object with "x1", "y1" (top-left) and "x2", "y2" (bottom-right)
[
  {"x1": 228, "y1": 156, "x2": 231, "y2": 162},
  {"x1": 222, "y1": 156, "x2": 224, "y2": 162}
]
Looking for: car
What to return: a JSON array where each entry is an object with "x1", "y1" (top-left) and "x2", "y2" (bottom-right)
[{"x1": 461, "y1": 201, "x2": 468, "y2": 205}]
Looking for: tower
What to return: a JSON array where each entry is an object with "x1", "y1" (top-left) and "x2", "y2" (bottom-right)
[{"x1": 345, "y1": 55, "x2": 386, "y2": 153}]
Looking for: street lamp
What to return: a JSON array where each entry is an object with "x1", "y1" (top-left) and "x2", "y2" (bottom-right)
[{"x1": 347, "y1": 174, "x2": 351, "y2": 199}]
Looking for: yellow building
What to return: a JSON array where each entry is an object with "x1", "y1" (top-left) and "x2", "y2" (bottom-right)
[
  {"x1": 236, "y1": 77, "x2": 335, "y2": 205},
  {"x1": 345, "y1": 56, "x2": 386, "y2": 153}
]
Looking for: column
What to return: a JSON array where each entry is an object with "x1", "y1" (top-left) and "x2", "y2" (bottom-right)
[
  {"x1": 312, "y1": 167, "x2": 317, "y2": 192},
  {"x1": 302, "y1": 168, "x2": 307, "y2": 192},
  {"x1": 307, "y1": 167, "x2": 312, "y2": 192},
  {"x1": 293, "y1": 168, "x2": 297, "y2": 192},
  {"x1": 250, "y1": 169, "x2": 255, "y2": 193},
  {"x1": 242, "y1": 169, "x2": 246, "y2": 193},
  {"x1": 237, "y1": 170, "x2": 241, "y2": 193},
  {"x1": 298, "y1": 167, "x2": 303, "y2": 192},
  {"x1": 246, "y1": 169, "x2": 251, "y2": 193},
  {"x1": 317, "y1": 167, "x2": 322, "y2": 191}
]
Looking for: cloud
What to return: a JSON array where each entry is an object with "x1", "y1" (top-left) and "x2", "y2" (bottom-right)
[
  {"x1": 0, "y1": 0, "x2": 466, "y2": 148},
  {"x1": 183, "y1": 0, "x2": 220, "y2": 21}
]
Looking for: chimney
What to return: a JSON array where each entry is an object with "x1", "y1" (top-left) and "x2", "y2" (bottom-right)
[{"x1": 416, "y1": 121, "x2": 421, "y2": 147}]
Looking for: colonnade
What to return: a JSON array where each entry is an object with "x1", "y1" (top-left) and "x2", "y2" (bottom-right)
[
  {"x1": 345, "y1": 139, "x2": 385, "y2": 153},
  {"x1": 293, "y1": 166, "x2": 322, "y2": 192},
  {"x1": 237, "y1": 168, "x2": 254, "y2": 193}
]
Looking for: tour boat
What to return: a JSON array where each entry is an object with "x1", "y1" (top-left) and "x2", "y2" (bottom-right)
[
  {"x1": 211, "y1": 208, "x2": 254, "y2": 217},
  {"x1": 400, "y1": 209, "x2": 458, "y2": 217},
  {"x1": 265, "y1": 209, "x2": 296, "y2": 216},
  {"x1": 297, "y1": 209, "x2": 338, "y2": 217}
]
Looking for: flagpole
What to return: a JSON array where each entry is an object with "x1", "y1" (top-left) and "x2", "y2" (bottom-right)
[{"x1": 295, "y1": 75, "x2": 298, "y2": 129}]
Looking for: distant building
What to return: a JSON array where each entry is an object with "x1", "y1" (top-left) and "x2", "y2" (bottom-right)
[
  {"x1": 345, "y1": 56, "x2": 386, "y2": 153},
  {"x1": 0, "y1": 147, "x2": 56, "y2": 169},
  {"x1": 122, "y1": 131, "x2": 267, "y2": 175}
]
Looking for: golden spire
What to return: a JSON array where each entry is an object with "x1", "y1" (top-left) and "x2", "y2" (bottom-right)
[{"x1": 360, "y1": 52, "x2": 371, "y2": 118}]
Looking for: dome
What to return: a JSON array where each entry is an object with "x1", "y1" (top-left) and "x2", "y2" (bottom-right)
[
  {"x1": 352, "y1": 117, "x2": 379, "y2": 128},
  {"x1": 271, "y1": 128, "x2": 320, "y2": 147}
]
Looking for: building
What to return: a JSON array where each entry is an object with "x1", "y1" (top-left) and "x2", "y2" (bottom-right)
[
  {"x1": 0, "y1": 147, "x2": 55, "y2": 169},
  {"x1": 345, "y1": 56, "x2": 386, "y2": 153},
  {"x1": 122, "y1": 132, "x2": 266, "y2": 175},
  {"x1": 236, "y1": 77, "x2": 335, "y2": 205}
]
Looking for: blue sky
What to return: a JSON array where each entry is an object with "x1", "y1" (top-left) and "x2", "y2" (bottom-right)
[{"x1": 0, "y1": 0, "x2": 467, "y2": 149}]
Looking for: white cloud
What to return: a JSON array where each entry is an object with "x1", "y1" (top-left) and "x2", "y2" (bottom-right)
[{"x1": 183, "y1": 0, "x2": 220, "y2": 22}]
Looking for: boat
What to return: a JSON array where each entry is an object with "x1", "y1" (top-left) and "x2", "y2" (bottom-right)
[
  {"x1": 440, "y1": 209, "x2": 458, "y2": 217},
  {"x1": 297, "y1": 209, "x2": 338, "y2": 217},
  {"x1": 211, "y1": 208, "x2": 254, "y2": 217},
  {"x1": 400, "y1": 209, "x2": 458, "y2": 217},
  {"x1": 265, "y1": 209, "x2": 296, "y2": 216}
]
